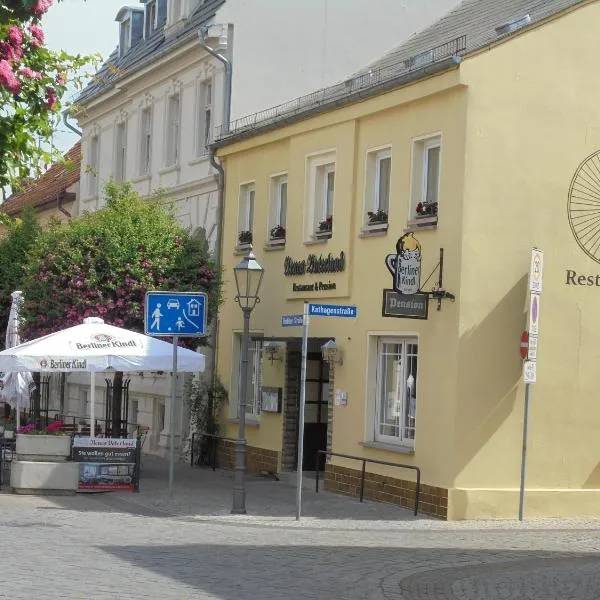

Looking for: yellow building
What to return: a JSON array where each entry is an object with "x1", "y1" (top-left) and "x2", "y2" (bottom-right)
[{"x1": 214, "y1": 0, "x2": 600, "y2": 520}]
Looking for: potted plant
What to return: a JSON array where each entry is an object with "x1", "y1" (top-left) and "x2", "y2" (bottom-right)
[
  {"x1": 367, "y1": 209, "x2": 388, "y2": 227},
  {"x1": 316, "y1": 215, "x2": 333, "y2": 236},
  {"x1": 270, "y1": 224, "x2": 286, "y2": 241},
  {"x1": 238, "y1": 230, "x2": 253, "y2": 246},
  {"x1": 415, "y1": 201, "x2": 438, "y2": 218}
]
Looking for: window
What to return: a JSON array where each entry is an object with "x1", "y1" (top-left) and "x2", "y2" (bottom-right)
[
  {"x1": 269, "y1": 174, "x2": 287, "y2": 241},
  {"x1": 411, "y1": 135, "x2": 441, "y2": 221},
  {"x1": 375, "y1": 338, "x2": 418, "y2": 446},
  {"x1": 120, "y1": 18, "x2": 131, "y2": 55},
  {"x1": 169, "y1": 0, "x2": 181, "y2": 23},
  {"x1": 238, "y1": 183, "x2": 255, "y2": 244},
  {"x1": 115, "y1": 122, "x2": 127, "y2": 183},
  {"x1": 316, "y1": 163, "x2": 335, "y2": 235},
  {"x1": 196, "y1": 80, "x2": 212, "y2": 156},
  {"x1": 166, "y1": 94, "x2": 180, "y2": 166},
  {"x1": 231, "y1": 338, "x2": 263, "y2": 418},
  {"x1": 87, "y1": 134, "x2": 99, "y2": 197},
  {"x1": 145, "y1": 0, "x2": 157, "y2": 37},
  {"x1": 365, "y1": 148, "x2": 391, "y2": 226},
  {"x1": 139, "y1": 108, "x2": 152, "y2": 175}
]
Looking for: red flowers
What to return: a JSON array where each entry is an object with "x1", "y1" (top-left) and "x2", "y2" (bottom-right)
[
  {"x1": 32, "y1": 0, "x2": 54, "y2": 16},
  {"x1": 45, "y1": 86, "x2": 57, "y2": 110},
  {"x1": 27, "y1": 24, "x2": 45, "y2": 48},
  {"x1": 0, "y1": 60, "x2": 21, "y2": 94}
]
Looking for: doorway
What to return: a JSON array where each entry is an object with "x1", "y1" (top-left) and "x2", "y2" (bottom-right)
[{"x1": 301, "y1": 352, "x2": 329, "y2": 471}]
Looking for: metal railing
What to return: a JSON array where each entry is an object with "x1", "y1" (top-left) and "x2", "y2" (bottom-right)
[
  {"x1": 315, "y1": 450, "x2": 421, "y2": 516},
  {"x1": 216, "y1": 35, "x2": 467, "y2": 140},
  {"x1": 190, "y1": 431, "x2": 238, "y2": 471}
]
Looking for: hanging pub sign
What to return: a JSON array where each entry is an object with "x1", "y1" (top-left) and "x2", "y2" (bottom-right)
[{"x1": 383, "y1": 233, "x2": 428, "y2": 319}]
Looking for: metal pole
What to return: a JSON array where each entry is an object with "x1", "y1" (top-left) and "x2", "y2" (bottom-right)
[
  {"x1": 169, "y1": 335, "x2": 178, "y2": 497},
  {"x1": 518, "y1": 383, "x2": 531, "y2": 521},
  {"x1": 232, "y1": 308, "x2": 250, "y2": 514},
  {"x1": 296, "y1": 302, "x2": 309, "y2": 520},
  {"x1": 90, "y1": 371, "x2": 95, "y2": 438}
]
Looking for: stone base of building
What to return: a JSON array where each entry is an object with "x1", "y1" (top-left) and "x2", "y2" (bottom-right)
[
  {"x1": 324, "y1": 464, "x2": 448, "y2": 519},
  {"x1": 217, "y1": 440, "x2": 279, "y2": 475},
  {"x1": 448, "y1": 487, "x2": 600, "y2": 520}
]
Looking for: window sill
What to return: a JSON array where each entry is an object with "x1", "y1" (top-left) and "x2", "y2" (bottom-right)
[
  {"x1": 234, "y1": 243, "x2": 252, "y2": 255},
  {"x1": 359, "y1": 441, "x2": 415, "y2": 455},
  {"x1": 264, "y1": 239, "x2": 285, "y2": 251},
  {"x1": 406, "y1": 216, "x2": 438, "y2": 231},
  {"x1": 131, "y1": 173, "x2": 151, "y2": 183},
  {"x1": 359, "y1": 224, "x2": 388, "y2": 238},
  {"x1": 226, "y1": 417, "x2": 260, "y2": 428},
  {"x1": 314, "y1": 230, "x2": 332, "y2": 240},
  {"x1": 188, "y1": 154, "x2": 210, "y2": 167},
  {"x1": 159, "y1": 163, "x2": 180, "y2": 176}
]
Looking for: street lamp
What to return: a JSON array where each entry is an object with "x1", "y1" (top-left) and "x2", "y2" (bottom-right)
[{"x1": 232, "y1": 248, "x2": 264, "y2": 514}]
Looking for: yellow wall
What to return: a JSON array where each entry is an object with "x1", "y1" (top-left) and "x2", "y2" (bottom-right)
[
  {"x1": 217, "y1": 72, "x2": 468, "y2": 488},
  {"x1": 449, "y1": 0, "x2": 600, "y2": 517}
]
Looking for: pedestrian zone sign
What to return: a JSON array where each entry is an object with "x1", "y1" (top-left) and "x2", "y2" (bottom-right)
[{"x1": 144, "y1": 291, "x2": 207, "y2": 337}]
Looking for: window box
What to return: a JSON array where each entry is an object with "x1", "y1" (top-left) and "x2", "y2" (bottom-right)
[
  {"x1": 269, "y1": 224, "x2": 286, "y2": 242},
  {"x1": 316, "y1": 216, "x2": 333, "y2": 238},
  {"x1": 365, "y1": 209, "x2": 389, "y2": 232},
  {"x1": 238, "y1": 230, "x2": 253, "y2": 246}
]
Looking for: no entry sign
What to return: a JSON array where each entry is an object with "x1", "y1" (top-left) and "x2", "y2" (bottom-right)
[{"x1": 520, "y1": 331, "x2": 529, "y2": 360}]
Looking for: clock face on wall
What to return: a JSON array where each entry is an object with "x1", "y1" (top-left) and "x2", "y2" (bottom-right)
[{"x1": 568, "y1": 150, "x2": 600, "y2": 264}]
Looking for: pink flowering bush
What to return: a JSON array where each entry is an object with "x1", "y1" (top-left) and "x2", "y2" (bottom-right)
[{"x1": 0, "y1": 0, "x2": 95, "y2": 191}]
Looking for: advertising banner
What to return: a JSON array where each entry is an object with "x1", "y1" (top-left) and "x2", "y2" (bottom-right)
[{"x1": 72, "y1": 437, "x2": 138, "y2": 491}]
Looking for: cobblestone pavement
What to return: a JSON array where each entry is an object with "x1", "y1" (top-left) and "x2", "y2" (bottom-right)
[{"x1": 2, "y1": 457, "x2": 600, "y2": 599}]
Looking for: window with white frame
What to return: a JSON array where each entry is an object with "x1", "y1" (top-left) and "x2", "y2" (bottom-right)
[
  {"x1": 411, "y1": 135, "x2": 440, "y2": 221},
  {"x1": 315, "y1": 163, "x2": 335, "y2": 235},
  {"x1": 145, "y1": 0, "x2": 157, "y2": 37},
  {"x1": 87, "y1": 134, "x2": 99, "y2": 197},
  {"x1": 238, "y1": 183, "x2": 255, "y2": 245},
  {"x1": 374, "y1": 337, "x2": 418, "y2": 446},
  {"x1": 120, "y1": 18, "x2": 131, "y2": 56},
  {"x1": 196, "y1": 80, "x2": 212, "y2": 156},
  {"x1": 166, "y1": 94, "x2": 180, "y2": 166},
  {"x1": 365, "y1": 148, "x2": 391, "y2": 226},
  {"x1": 115, "y1": 121, "x2": 127, "y2": 183},
  {"x1": 231, "y1": 337, "x2": 263, "y2": 418},
  {"x1": 139, "y1": 107, "x2": 152, "y2": 175},
  {"x1": 269, "y1": 174, "x2": 287, "y2": 241},
  {"x1": 169, "y1": 0, "x2": 181, "y2": 23}
]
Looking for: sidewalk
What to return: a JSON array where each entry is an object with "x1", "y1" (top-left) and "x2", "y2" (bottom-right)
[{"x1": 85, "y1": 454, "x2": 423, "y2": 525}]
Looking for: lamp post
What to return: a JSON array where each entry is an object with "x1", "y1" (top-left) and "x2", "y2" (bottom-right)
[{"x1": 232, "y1": 248, "x2": 264, "y2": 514}]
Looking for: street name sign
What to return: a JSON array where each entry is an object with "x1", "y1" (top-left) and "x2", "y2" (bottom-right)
[
  {"x1": 308, "y1": 303, "x2": 357, "y2": 318},
  {"x1": 144, "y1": 291, "x2": 207, "y2": 337},
  {"x1": 281, "y1": 314, "x2": 304, "y2": 327}
]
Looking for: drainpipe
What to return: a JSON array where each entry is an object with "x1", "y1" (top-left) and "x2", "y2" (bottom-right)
[
  {"x1": 57, "y1": 191, "x2": 71, "y2": 218},
  {"x1": 198, "y1": 26, "x2": 233, "y2": 389},
  {"x1": 62, "y1": 110, "x2": 82, "y2": 137}
]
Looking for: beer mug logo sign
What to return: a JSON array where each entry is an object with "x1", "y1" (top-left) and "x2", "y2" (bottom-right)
[{"x1": 385, "y1": 233, "x2": 422, "y2": 295}]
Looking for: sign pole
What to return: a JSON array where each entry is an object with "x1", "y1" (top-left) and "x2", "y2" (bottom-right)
[
  {"x1": 295, "y1": 302, "x2": 309, "y2": 521},
  {"x1": 518, "y1": 382, "x2": 530, "y2": 521},
  {"x1": 169, "y1": 335, "x2": 178, "y2": 497}
]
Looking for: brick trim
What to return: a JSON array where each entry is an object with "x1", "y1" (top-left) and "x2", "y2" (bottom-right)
[
  {"x1": 324, "y1": 463, "x2": 448, "y2": 519},
  {"x1": 217, "y1": 439, "x2": 279, "y2": 475}
]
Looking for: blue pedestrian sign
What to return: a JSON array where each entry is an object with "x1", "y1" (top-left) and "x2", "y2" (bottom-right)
[
  {"x1": 308, "y1": 303, "x2": 357, "y2": 318},
  {"x1": 282, "y1": 314, "x2": 304, "y2": 327},
  {"x1": 144, "y1": 291, "x2": 207, "y2": 337}
]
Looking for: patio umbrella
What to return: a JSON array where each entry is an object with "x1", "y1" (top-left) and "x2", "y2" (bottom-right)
[
  {"x1": 0, "y1": 317, "x2": 205, "y2": 437},
  {"x1": 0, "y1": 291, "x2": 34, "y2": 428}
]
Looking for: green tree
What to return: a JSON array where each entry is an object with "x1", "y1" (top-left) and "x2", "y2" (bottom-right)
[
  {"x1": 20, "y1": 182, "x2": 221, "y2": 434},
  {"x1": 0, "y1": 205, "x2": 40, "y2": 346}
]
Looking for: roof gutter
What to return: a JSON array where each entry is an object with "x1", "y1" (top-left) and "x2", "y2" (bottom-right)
[{"x1": 62, "y1": 110, "x2": 82, "y2": 137}]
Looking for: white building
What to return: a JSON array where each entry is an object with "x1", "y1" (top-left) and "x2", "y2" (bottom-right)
[{"x1": 72, "y1": 0, "x2": 460, "y2": 455}]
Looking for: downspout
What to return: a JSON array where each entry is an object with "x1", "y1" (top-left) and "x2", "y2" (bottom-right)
[
  {"x1": 57, "y1": 192, "x2": 71, "y2": 218},
  {"x1": 62, "y1": 110, "x2": 82, "y2": 137},
  {"x1": 198, "y1": 27, "x2": 232, "y2": 390}
]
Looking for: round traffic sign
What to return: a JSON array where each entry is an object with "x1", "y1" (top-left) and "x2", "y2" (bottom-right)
[{"x1": 520, "y1": 330, "x2": 529, "y2": 360}]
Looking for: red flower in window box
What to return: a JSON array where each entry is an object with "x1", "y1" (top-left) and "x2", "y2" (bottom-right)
[
  {"x1": 318, "y1": 216, "x2": 333, "y2": 232},
  {"x1": 415, "y1": 202, "x2": 438, "y2": 217}
]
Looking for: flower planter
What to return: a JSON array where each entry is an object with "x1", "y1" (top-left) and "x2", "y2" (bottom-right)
[
  {"x1": 11, "y1": 434, "x2": 77, "y2": 495},
  {"x1": 15, "y1": 434, "x2": 71, "y2": 462}
]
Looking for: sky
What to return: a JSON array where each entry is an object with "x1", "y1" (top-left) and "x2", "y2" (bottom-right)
[{"x1": 43, "y1": 0, "x2": 127, "y2": 152}]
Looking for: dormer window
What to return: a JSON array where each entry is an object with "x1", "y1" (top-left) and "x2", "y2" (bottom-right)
[
  {"x1": 116, "y1": 7, "x2": 144, "y2": 57},
  {"x1": 169, "y1": 0, "x2": 182, "y2": 23}
]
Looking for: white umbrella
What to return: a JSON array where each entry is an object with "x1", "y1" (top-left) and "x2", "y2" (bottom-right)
[
  {"x1": 0, "y1": 291, "x2": 34, "y2": 428},
  {"x1": 0, "y1": 316, "x2": 205, "y2": 436}
]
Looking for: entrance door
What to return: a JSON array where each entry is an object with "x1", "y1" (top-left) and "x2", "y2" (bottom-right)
[{"x1": 302, "y1": 353, "x2": 329, "y2": 471}]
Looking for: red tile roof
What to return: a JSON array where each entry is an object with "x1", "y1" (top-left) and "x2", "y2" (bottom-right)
[{"x1": 1, "y1": 141, "x2": 81, "y2": 216}]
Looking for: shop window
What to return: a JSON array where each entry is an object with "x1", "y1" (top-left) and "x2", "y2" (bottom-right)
[
  {"x1": 268, "y1": 174, "x2": 287, "y2": 243},
  {"x1": 364, "y1": 147, "x2": 391, "y2": 229},
  {"x1": 237, "y1": 182, "x2": 255, "y2": 246},
  {"x1": 374, "y1": 337, "x2": 418, "y2": 447},
  {"x1": 410, "y1": 135, "x2": 440, "y2": 224}
]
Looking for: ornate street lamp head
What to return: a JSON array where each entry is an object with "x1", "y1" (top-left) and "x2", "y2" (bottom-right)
[{"x1": 233, "y1": 247, "x2": 264, "y2": 311}]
